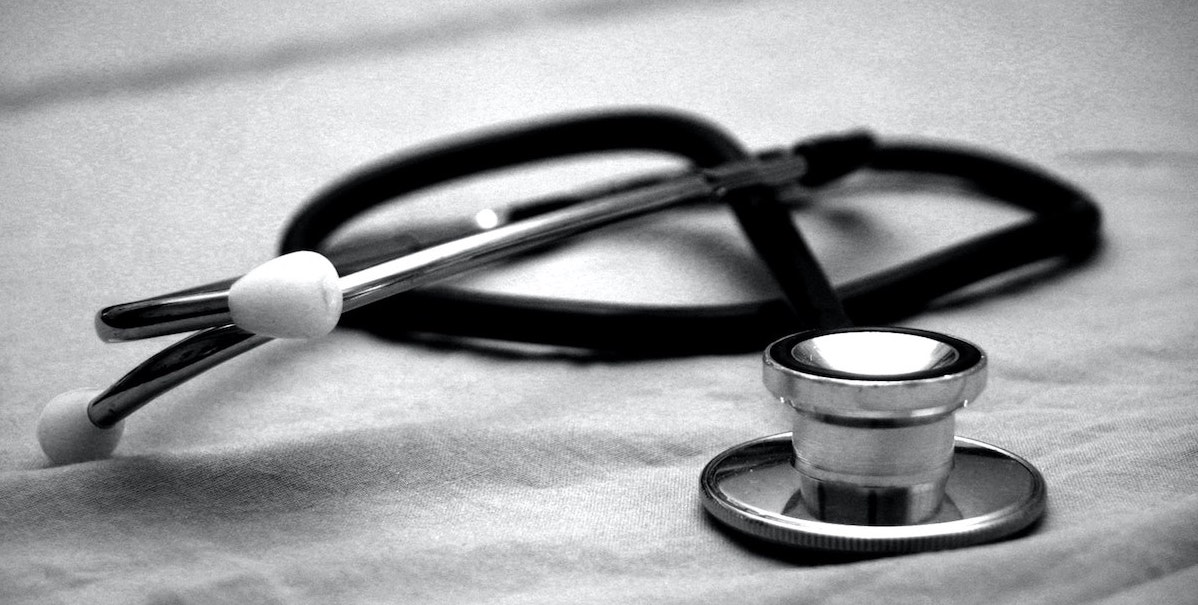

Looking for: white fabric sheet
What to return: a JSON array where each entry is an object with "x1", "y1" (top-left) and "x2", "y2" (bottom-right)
[{"x1": 1, "y1": 1, "x2": 1196, "y2": 603}]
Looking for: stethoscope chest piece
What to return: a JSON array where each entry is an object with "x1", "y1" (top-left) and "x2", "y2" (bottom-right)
[{"x1": 701, "y1": 327, "x2": 1046, "y2": 554}]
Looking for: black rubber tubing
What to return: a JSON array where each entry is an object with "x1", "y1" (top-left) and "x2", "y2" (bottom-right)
[
  {"x1": 280, "y1": 109, "x2": 850, "y2": 354},
  {"x1": 279, "y1": 109, "x2": 1101, "y2": 356}
]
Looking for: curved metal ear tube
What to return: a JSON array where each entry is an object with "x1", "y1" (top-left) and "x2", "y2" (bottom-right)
[
  {"x1": 37, "y1": 151, "x2": 812, "y2": 465},
  {"x1": 701, "y1": 327, "x2": 1046, "y2": 554},
  {"x1": 94, "y1": 152, "x2": 810, "y2": 343}
]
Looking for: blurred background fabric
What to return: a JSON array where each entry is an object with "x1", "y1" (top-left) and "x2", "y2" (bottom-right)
[{"x1": 1, "y1": 1, "x2": 1196, "y2": 603}]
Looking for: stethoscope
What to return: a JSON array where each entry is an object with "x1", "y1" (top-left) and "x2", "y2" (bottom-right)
[{"x1": 36, "y1": 109, "x2": 1101, "y2": 556}]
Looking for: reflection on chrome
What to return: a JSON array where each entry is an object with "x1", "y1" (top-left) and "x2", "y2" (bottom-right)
[{"x1": 792, "y1": 331, "x2": 959, "y2": 376}]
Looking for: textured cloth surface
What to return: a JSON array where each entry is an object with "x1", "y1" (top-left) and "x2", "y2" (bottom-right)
[{"x1": 1, "y1": 1, "x2": 1197, "y2": 603}]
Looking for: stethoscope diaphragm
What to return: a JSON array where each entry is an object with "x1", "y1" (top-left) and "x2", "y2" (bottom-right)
[
  {"x1": 700, "y1": 327, "x2": 1047, "y2": 554},
  {"x1": 701, "y1": 433, "x2": 1047, "y2": 554}
]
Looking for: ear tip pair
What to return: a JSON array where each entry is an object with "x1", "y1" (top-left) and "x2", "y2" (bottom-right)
[
  {"x1": 37, "y1": 252, "x2": 341, "y2": 465},
  {"x1": 36, "y1": 388, "x2": 123, "y2": 465},
  {"x1": 229, "y1": 251, "x2": 343, "y2": 339}
]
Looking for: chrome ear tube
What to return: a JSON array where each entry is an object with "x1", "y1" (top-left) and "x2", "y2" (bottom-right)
[
  {"x1": 37, "y1": 147, "x2": 813, "y2": 465},
  {"x1": 700, "y1": 327, "x2": 1047, "y2": 554}
]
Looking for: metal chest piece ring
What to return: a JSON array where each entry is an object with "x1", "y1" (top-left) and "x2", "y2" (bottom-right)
[{"x1": 701, "y1": 327, "x2": 1047, "y2": 554}]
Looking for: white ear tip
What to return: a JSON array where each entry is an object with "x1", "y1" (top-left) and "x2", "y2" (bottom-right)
[
  {"x1": 229, "y1": 251, "x2": 343, "y2": 339},
  {"x1": 37, "y1": 388, "x2": 124, "y2": 465}
]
